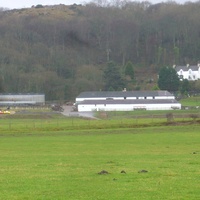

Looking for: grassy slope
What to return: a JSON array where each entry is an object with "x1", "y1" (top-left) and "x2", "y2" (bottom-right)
[
  {"x1": 179, "y1": 96, "x2": 200, "y2": 107},
  {"x1": 0, "y1": 123, "x2": 200, "y2": 200}
]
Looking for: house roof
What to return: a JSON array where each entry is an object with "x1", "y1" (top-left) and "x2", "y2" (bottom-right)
[
  {"x1": 175, "y1": 65, "x2": 199, "y2": 72},
  {"x1": 76, "y1": 91, "x2": 173, "y2": 99},
  {"x1": 78, "y1": 99, "x2": 180, "y2": 105}
]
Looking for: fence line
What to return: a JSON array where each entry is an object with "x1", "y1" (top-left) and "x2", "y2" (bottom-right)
[{"x1": 0, "y1": 114, "x2": 197, "y2": 132}]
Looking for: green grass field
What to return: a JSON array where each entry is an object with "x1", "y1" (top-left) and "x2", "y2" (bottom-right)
[
  {"x1": 0, "y1": 113, "x2": 200, "y2": 200},
  {"x1": 179, "y1": 96, "x2": 200, "y2": 107}
]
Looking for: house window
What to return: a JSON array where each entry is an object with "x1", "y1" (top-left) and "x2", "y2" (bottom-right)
[
  {"x1": 124, "y1": 97, "x2": 126, "y2": 99},
  {"x1": 193, "y1": 75, "x2": 196, "y2": 79}
]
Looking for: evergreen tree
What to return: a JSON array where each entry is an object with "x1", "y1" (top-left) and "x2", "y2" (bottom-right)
[
  {"x1": 125, "y1": 61, "x2": 134, "y2": 80},
  {"x1": 180, "y1": 79, "x2": 190, "y2": 94},
  {"x1": 158, "y1": 66, "x2": 180, "y2": 92},
  {"x1": 104, "y1": 61, "x2": 125, "y2": 91}
]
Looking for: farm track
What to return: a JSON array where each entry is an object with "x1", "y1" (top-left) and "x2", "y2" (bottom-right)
[{"x1": 62, "y1": 105, "x2": 98, "y2": 119}]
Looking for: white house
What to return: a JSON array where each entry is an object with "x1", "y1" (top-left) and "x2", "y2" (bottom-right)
[
  {"x1": 76, "y1": 91, "x2": 180, "y2": 112},
  {"x1": 174, "y1": 64, "x2": 200, "y2": 81}
]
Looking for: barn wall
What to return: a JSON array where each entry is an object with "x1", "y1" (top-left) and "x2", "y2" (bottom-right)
[
  {"x1": 78, "y1": 103, "x2": 181, "y2": 112},
  {"x1": 155, "y1": 96, "x2": 175, "y2": 100}
]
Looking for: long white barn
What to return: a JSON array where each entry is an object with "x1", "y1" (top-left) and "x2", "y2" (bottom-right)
[{"x1": 76, "y1": 91, "x2": 181, "y2": 112}]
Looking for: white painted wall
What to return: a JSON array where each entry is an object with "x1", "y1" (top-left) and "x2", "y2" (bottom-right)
[
  {"x1": 155, "y1": 96, "x2": 175, "y2": 99},
  {"x1": 78, "y1": 103, "x2": 181, "y2": 112}
]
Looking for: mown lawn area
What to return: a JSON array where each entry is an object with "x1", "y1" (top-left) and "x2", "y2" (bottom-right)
[{"x1": 0, "y1": 122, "x2": 200, "y2": 200}]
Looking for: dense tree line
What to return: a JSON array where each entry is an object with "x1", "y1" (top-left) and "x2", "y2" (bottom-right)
[{"x1": 0, "y1": 1, "x2": 200, "y2": 100}]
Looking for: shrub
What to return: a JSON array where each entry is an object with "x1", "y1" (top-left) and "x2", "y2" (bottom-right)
[
  {"x1": 166, "y1": 113, "x2": 174, "y2": 123},
  {"x1": 35, "y1": 4, "x2": 44, "y2": 8},
  {"x1": 189, "y1": 114, "x2": 199, "y2": 121}
]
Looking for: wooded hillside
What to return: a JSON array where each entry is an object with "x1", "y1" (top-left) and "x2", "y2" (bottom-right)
[{"x1": 0, "y1": 1, "x2": 200, "y2": 101}]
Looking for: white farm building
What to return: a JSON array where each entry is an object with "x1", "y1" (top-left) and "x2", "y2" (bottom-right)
[
  {"x1": 76, "y1": 91, "x2": 181, "y2": 112},
  {"x1": 0, "y1": 93, "x2": 45, "y2": 106}
]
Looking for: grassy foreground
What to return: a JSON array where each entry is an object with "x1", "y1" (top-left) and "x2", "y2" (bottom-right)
[{"x1": 0, "y1": 121, "x2": 200, "y2": 200}]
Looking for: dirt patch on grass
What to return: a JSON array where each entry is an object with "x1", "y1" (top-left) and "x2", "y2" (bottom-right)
[{"x1": 98, "y1": 170, "x2": 109, "y2": 175}]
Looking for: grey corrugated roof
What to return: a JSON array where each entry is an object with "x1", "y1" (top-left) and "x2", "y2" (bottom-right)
[
  {"x1": 175, "y1": 65, "x2": 199, "y2": 71},
  {"x1": 79, "y1": 99, "x2": 179, "y2": 105},
  {"x1": 76, "y1": 91, "x2": 173, "y2": 98}
]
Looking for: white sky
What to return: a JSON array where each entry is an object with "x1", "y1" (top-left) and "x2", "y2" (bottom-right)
[{"x1": 0, "y1": 0, "x2": 198, "y2": 9}]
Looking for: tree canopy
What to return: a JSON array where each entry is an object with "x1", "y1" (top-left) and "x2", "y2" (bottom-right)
[
  {"x1": 158, "y1": 66, "x2": 180, "y2": 92},
  {"x1": 0, "y1": 2, "x2": 200, "y2": 100},
  {"x1": 104, "y1": 61, "x2": 125, "y2": 91},
  {"x1": 125, "y1": 61, "x2": 134, "y2": 80},
  {"x1": 0, "y1": 77, "x2": 4, "y2": 92},
  {"x1": 180, "y1": 79, "x2": 190, "y2": 95}
]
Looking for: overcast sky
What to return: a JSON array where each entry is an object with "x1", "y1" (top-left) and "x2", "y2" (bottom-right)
[{"x1": 0, "y1": 0, "x2": 198, "y2": 9}]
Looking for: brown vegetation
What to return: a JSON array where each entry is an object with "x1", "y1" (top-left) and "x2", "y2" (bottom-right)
[{"x1": 1, "y1": 2, "x2": 200, "y2": 100}]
